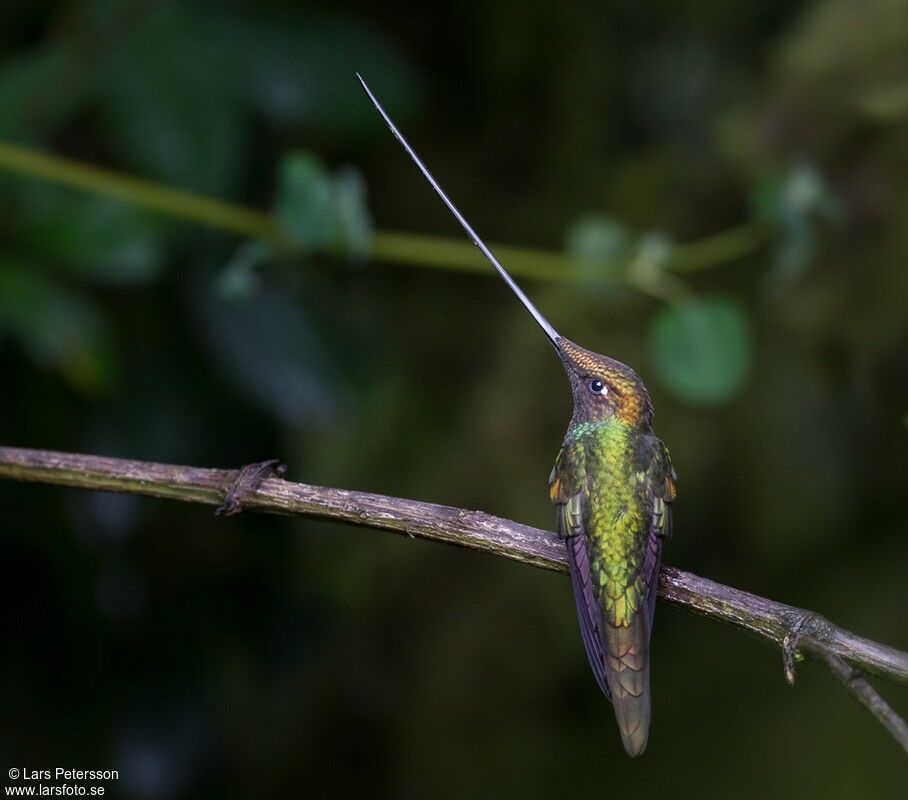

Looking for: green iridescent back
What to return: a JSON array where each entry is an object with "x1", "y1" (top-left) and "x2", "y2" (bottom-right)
[{"x1": 565, "y1": 420, "x2": 652, "y2": 625}]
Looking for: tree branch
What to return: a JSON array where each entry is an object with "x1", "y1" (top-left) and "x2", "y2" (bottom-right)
[
  {"x1": 1, "y1": 445, "x2": 906, "y2": 753},
  {"x1": 808, "y1": 646, "x2": 908, "y2": 752}
]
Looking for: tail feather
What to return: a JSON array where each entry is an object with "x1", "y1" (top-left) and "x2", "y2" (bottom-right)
[
  {"x1": 565, "y1": 535, "x2": 610, "y2": 698},
  {"x1": 603, "y1": 613, "x2": 652, "y2": 757}
]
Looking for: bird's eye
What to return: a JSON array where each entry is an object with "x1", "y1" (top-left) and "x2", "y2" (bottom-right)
[{"x1": 589, "y1": 378, "x2": 607, "y2": 396}]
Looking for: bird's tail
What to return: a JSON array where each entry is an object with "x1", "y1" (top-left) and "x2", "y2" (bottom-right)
[{"x1": 603, "y1": 613, "x2": 652, "y2": 757}]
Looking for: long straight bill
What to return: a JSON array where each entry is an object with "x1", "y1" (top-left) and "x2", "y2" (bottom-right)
[{"x1": 356, "y1": 74, "x2": 561, "y2": 346}]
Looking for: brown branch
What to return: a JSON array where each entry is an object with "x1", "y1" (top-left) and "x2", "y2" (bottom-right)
[
  {"x1": 807, "y1": 646, "x2": 908, "y2": 755},
  {"x1": 1, "y1": 445, "x2": 906, "y2": 753}
]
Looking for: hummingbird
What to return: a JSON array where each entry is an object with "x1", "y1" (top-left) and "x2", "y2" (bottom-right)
[{"x1": 358, "y1": 75, "x2": 677, "y2": 757}]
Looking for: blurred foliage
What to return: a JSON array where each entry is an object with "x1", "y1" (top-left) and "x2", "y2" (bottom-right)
[
  {"x1": 753, "y1": 163, "x2": 843, "y2": 288},
  {"x1": 1, "y1": 1, "x2": 907, "y2": 798},
  {"x1": 565, "y1": 214, "x2": 632, "y2": 281},
  {"x1": 648, "y1": 298, "x2": 753, "y2": 405},
  {"x1": 16, "y1": 183, "x2": 165, "y2": 283},
  {"x1": 98, "y1": 3, "x2": 245, "y2": 195},
  {"x1": 274, "y1": 152, "x2": 372, "y2": 256},
  {"x1": 0, "y1": 258, "x2": 110, "y2": 390}
]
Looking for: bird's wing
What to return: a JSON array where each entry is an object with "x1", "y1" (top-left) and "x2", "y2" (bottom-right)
[
  {"x1": 551, "y1": 455, "x2": 611, "y2": 699},
  {"x1": 641, "y1": 439, "x2": 677, "y2": 635}
]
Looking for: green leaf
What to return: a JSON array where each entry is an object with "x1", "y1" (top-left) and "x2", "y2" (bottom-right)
[
  {"x1": 784, "y1": 164, "x2": 842, "y2": 224},
  {"x1": 0, "y1": 259, "x2": 112, "y2": 391},
  {"x1": 275, "y1": 154, "x2": 338, "y2": 250},
  {"x1": 274, "y1": 153, "x2": 372, "y2": 256},
  {"x1": 648, "y1": 297, "x2": 753, "y2": 405},
  {"x1": 16, "y1": 184, "x2": 164, "y2": 283},
  {"x1": 752, "y1": 165, "x2": 843, "y2": 286},
  {"x1": 96, "y1": 4, "x2": 246, "y2": 194},
  {"x1": 565, "y1": 215, "x2": 631, "y2": 281},
  {"x1": 332, "y1": 168, "x2": 372, "y2": 258},
  {"x1": 214, "y1": 240, "x2": 273, "y2": 301},
  {"x1": 629, "y1": 231, "x2": 675, "y2": 289}
]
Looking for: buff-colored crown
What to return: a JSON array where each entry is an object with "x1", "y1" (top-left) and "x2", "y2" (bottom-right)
[{"x1": 558, "y1": 338, "x2": 652, "y2": 426}]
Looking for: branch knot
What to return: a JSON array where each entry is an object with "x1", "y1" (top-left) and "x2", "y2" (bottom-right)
[
  {"x1": 782, "y1": 610, "x2": 817, "y2": 685},
  {"x1": 216, "y1": 459, "x2": 286, "y2": 516}
]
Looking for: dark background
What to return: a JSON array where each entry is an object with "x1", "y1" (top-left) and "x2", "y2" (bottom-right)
[{"x1": 1, "y1": 1, "x2": 906, "y2": 798}]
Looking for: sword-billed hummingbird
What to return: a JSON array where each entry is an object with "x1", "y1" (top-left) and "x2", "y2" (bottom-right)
[{"x1": 358, "y1": 75, "x2": 677, "y2": 757}]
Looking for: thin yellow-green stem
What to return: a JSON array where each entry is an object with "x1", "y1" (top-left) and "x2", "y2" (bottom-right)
[
  {"x1": 0, "y1": 141, "x2": 279, "y2": 240},
  {"x1": 670, "y1": 222, "x2": 769, "y2": 273},
  {"x1": 369, "y1": 230, "x2": 579, "y2": 279},
  {"x1": 0, "y1": 139, "x2": 768, "y2": 282}
]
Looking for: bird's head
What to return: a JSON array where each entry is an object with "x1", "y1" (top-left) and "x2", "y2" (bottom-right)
[{"x1": 556, "y1": 338, "x2": 653, "y2": 428}]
